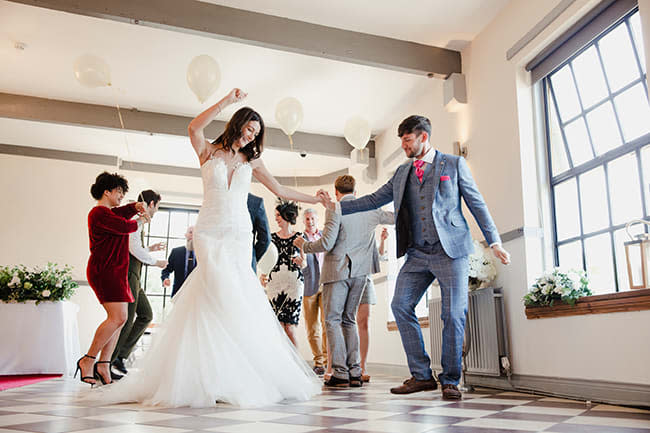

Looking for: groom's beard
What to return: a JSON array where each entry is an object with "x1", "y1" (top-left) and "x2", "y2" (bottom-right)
[{"x1": 186, "y1": 239, "x2": 194, "y2": 251}]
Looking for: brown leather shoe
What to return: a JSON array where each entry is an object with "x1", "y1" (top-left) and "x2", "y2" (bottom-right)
[
  {"x1": 390, "y1": 377, "x2": 438, "y2": 394},
  {"x1": 441, "y1": 384, "x2": 462, "y2": 400},
  {"x1": 361, "y1": 374, "x2": 371, "y2": 383}
]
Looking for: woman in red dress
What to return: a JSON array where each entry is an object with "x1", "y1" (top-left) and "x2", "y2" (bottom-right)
[{"x1": 76, "y1": 172, "x2": 149, "y2": 386}]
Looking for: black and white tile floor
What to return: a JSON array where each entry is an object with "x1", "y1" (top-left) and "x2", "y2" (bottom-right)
[{"x1": 0, "y1": 374, "x2": 649, "y2": 433}]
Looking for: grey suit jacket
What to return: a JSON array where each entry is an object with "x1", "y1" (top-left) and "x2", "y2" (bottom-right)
[
  {"x1": 340, "y1": 152, "x2": 500, "y2": 259},
  {"x1": 302, "y1": 195, "x2": 394, "y2": 285}
]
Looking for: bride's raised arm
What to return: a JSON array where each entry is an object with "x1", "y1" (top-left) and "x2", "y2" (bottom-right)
[
  {"x1": 188, "y1": 88, "x2": 247, "y2": 164},
  {"x1": 250, "y1": 158, "x2": 320, "y2": 204}
]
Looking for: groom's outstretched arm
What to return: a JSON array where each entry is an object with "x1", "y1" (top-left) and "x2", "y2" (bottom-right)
[
  {"x1": 457, "y1": 157, "x2": 501, "y2": 246},
  {"x1": 340, "y1": 177, "x2": 394, "y2": 216},
  {"x1": 301, "y1": 209, "x2": 341, "y2": 254}
]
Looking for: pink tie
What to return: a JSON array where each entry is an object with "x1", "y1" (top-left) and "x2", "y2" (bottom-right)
[{"x1": 413, "y1": 160, "x2": 425, "y2": 183}]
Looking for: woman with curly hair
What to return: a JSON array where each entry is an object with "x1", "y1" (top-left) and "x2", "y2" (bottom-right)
[
  {"x1": 261, "y1": 200, "x2": 305, "y2": 346},
  {"x1": 78, "y1": 172, "x2": 149, "y2": 386}
]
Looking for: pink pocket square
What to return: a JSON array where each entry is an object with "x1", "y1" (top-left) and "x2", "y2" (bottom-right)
[{"x1": 440, "y1": 175, "x2": 450, "y2": 181}]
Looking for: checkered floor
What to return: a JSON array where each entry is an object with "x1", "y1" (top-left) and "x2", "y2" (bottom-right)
[{"x1": 0, "y1": 374, "x2": 649, "y2": 433}]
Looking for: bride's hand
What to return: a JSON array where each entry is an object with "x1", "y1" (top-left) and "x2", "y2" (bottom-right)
[{"x1": 227, "y1": 88, "x2": 247, "y2": 104}]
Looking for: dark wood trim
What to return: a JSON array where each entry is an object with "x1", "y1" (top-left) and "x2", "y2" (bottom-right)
[
  {"x1": 387, "y1": 317, "x2": 429, "y2": 331},
  {"x1": 525, "y1": 288, "x2": 650, "y2": 319}
]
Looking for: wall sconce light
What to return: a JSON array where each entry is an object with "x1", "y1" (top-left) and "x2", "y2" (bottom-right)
[
  {"x1": 453, "y1": 141, "x2": 468, "y2": 158},
  {"x1": 444, "y1": 73, "x2": 467, "y2": 112}
]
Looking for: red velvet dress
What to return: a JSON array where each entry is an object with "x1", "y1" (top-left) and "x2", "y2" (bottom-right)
[{"x1": 86, "y1": 203, "x2": 139, "y2": 303}]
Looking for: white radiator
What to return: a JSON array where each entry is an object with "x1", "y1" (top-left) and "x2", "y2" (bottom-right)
[{"x1": 428, "y1": 287, "x2": 510, "y2": 377}]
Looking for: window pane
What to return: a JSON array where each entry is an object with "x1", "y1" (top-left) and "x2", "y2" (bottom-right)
[
  {"x1": 613, "y1": 226, "x2": 645, "y2": 292},
  {"x1": 614, "y1": 83, "x2": 650, "y2": 143},
  {"x1": 579, "y1": 167, "x2": 610, "y2": 234},
  {"x1": 572, "y1": 46, "x2": 609, "y2": 108},
  {"x1": 585, "y1": 101, "x2": 622, "y2": 154},
  {"x1": 189, "y1": 212, "x2": 199, "y2": 227},
  {"x1": 558, "y1": 240, "x2": 583, "y2": 270},
  {"x1": 598, "y1": 24, "x2": 641, "y2": 92},
  {"x1": 550, "y1": 65, "x2": 582, "y2": 122},
  {"x1": 584, "y1": 233, "x2": 615, "y2": 294},
  {"x1": 144, "y1": 266, "x2": 164, "y2": 294},
  {"x1": 149, "y1": 210, "x2": 169, "y2": 237},
  {"x1": 564, "y1": 118, "x2": 594, "y2": 165},
  {"x1": 148, "y1": 295, "x2": 165, "y2": 324},
  {"x1": 629, "y1": 13, "x2": 646, "y2": 75},
  {"x1": 554, "y1": 178, "x2": 581, "y2": 241},
  {"x1": 547, "y1": 84, "x2": 571, "y2": 175},
  {"x1": 169, "y1": 211, "x2": 190, "y2": 238},
  {"x1": 608, "y1": 153, "x2": 643, "y2": 225}
]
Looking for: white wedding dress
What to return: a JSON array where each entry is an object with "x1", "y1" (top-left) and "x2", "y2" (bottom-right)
[{"x1": 93, "y1": 157, "x2": 321, "y2": 408}]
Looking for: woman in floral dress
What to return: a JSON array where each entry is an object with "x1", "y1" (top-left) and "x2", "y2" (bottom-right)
[{"x1": 262, "y1": 200, "x2": 305, "y2": 346}]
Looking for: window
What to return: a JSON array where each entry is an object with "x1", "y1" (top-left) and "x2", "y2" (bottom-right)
[
  {"x1": 141, "y1": 207, "x2": 198, "y2": 323},
  {"x1": 544, "y1": 9, "x2": 649, "y2": 294}
]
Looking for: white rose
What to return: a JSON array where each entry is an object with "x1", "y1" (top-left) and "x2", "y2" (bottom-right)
[
  {"x1": 41, "y1": 290, "x2": 51, "y2": 297},
  {"x1": 542, "y1": 286, "x2": 551, "y2": 295},
  {"x1": 55, "y1": 280, "x2": 62, "y2": 288},
  {"x1": 8, "y1": 274, "x2": 21, "y2": 288}
]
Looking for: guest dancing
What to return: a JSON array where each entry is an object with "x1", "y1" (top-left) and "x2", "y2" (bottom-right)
[
  {"x1": 262, "y1": 200, "x2": 305, "y2": 347},
  {"x1": 111, "y1": 190, "x2": 167, "y2": 378},
  {"x1": 78, "y1": 172, "x2": 149, "y2": 386}
]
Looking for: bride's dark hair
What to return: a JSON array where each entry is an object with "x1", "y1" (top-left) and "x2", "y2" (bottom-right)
[{"x1": 212, "y1": 107, "x2": 264, "y2": 162}]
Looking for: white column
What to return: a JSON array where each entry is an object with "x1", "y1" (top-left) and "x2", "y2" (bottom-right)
[{"x1": 639, "y1": 0, "x2": 650, "y2": 98}]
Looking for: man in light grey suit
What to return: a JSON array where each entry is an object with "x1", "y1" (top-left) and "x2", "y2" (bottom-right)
[
  {"x1": 318, "y1": 115, "x2": 510, "y2": 400},
  {"x1": 295, "y1": 175, "x2": 393, "y2": 388}
]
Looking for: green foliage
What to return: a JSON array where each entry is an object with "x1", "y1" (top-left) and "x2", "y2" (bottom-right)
[
  {"x1": 524, "y1": 268, "x2": 592, "y2": 307},
  {"x1": 0, "y1": 263, "x2": 77, "y2": 304}
]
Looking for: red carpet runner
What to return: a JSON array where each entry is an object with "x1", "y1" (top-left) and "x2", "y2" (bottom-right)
[{"x1": 0, "y1": 374, "x2": 62, "y2": 391}]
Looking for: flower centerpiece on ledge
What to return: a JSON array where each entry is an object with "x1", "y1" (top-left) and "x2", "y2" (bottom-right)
[
  {"x1": 468, "y1": 240, "x2": 497, "y2": 291},
  {"x1": 0, "y1": 263, "x2": 78, "y2": 304},
  {"x1": 524, "y1": 268, "x2": 592, "y2": 307}
]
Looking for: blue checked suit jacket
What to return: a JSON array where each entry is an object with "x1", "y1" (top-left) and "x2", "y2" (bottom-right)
[{"x1": 340, "y1": 151, "x2": 501, "y2": 259}]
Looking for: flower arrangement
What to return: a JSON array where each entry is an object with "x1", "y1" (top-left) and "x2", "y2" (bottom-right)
[
  {"x1": 523, "y1": 268, "x2": 592, "y2": 307},
  {"x1": 0, "y1": 263, "x2": 78, "y2": 304},
  {"x1": 468, "y1": 240, "x2": 497, "y2": 291}
]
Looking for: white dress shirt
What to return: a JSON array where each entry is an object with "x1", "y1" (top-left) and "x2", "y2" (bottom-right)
[{"x1": 129, "y1": 223, "x2": 157, "y2": 265}]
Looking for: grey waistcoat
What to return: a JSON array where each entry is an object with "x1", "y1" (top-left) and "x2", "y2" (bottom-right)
[{"x1": 404, "y1": 164, "x2": 439, "y2": 247}]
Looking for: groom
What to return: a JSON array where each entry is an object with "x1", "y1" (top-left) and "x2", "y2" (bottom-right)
[{"x1": 318, "y1": 115, "x2": 510, "y2": 400}]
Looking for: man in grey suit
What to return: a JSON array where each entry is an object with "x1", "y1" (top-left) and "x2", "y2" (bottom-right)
[
  {"x1": 318, "y1": 115, "x2": 510, "y2": 400},
  {"x1": 295, "y1": 175, "x2": 393, "y2": 388}
]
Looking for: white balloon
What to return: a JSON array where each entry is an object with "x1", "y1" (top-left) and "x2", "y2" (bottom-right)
[
  {"x1": 257, "y1": 243, "x2": 279, "y2": 276},
  {"x1": 344, "y1": 116, "x2": 371, "y2": 149},
  {"x1": 73, "y1": 54, "x2": 111, "y2": 88},
  {"x1": 187, "y1": 55, "x2": 221, "y2": 103},
  {"x1": 275, "y1": 97, "x2": 304, "y2": 137}
]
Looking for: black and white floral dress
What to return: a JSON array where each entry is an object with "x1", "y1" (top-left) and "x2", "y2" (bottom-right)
[{"x1": 266, "y1": 232, "x2": 304, "y2": 325}]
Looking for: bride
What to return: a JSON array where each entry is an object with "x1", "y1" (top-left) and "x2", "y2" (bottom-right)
[{"x1": 94, "y1": 88, "x2": 322, "y2": 408}]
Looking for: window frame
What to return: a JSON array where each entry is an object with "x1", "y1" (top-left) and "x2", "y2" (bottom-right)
[
  {"x1": 141, "y1": 205, "x2": 199, "y2": 322},
  {"x1": 544, "y1": 8, "x2": 649, "y2": 293}
]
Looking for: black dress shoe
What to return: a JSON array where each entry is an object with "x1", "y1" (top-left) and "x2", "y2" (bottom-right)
[
  {"x1": 313, "y1": 366, "x2": 326, "y2": 376},
  {"x1": 349, "y1": 376, "x2": 363, "y2": 387},
  {"x1": 112, "y1": 357, "x2": 128, "y2": 375},
  {"x1": 324, "y1": 376, "x2": 349, "y2": 388},
  {"x1": 111, "y1": 370, "x2": 124, "y2": 381}
]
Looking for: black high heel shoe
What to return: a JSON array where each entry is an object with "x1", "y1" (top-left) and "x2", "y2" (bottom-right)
[
  {"x1": 74, "y1": 354, "x2": 96, "y2": 385},
  {"x1": 93, "y1": 361, "x2": 113, "y2": 385}
]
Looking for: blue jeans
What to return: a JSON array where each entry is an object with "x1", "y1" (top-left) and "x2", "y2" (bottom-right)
[{"x1": 391, "y1": 243, "x2": 468, "y2": 385}]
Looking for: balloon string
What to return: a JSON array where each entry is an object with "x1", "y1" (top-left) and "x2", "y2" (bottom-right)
[
  {"x1": 288, "y1": 134, "x2": 298, "y2": 188},
  {"x1": 115, "y1": 101, "x2": 131, "y2": 162}
]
